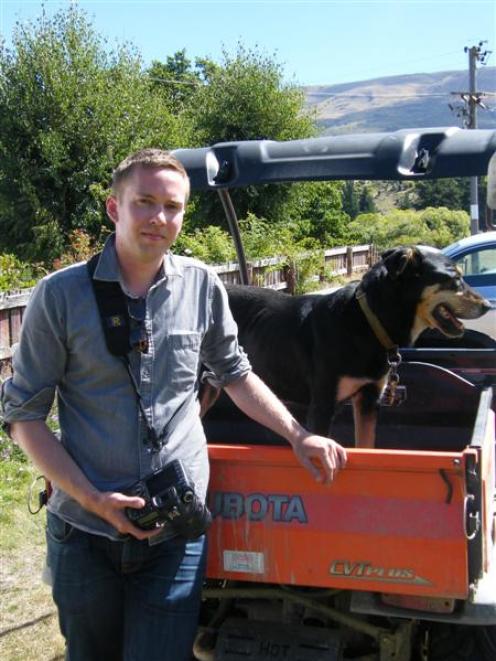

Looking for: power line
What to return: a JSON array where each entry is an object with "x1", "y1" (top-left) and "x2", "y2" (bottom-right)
[
  {"x1": 306, "y1": 92, "x2": 495, "y2": 99},
  {"x1": 148, "y1": 76, "x2": 201, "y2": 86}
]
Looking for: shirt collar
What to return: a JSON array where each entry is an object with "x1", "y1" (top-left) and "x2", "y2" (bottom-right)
[
  {"x1": 92, "y1": 233, "x2": 184, "y2": 284},
  {"x1": 163, "y1": 251, "x2": 184, "y2": 278}
]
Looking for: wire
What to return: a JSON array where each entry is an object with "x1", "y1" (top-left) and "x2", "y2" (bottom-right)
[
  {"x1": 27, "y1": 475, "x2": 47, "y2": 515},
  {"x1": 307, "y1": 92, "x2": 496, "y2": 99}
]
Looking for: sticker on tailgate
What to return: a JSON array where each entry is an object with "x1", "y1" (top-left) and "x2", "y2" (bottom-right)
[
  {"x1": 330, "y1": 560, "x2": 431, "y2": 585},
  {"x1": 224, "y1": 550, "x2": 265, "y2": 574}
]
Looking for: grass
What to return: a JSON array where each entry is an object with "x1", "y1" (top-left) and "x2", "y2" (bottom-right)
[{"x1": 0, "y1": 431, "x2": 65, "y2": 660}]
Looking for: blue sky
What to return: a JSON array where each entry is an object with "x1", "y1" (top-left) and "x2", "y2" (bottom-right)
[{"x1": 1, "y1": 0, "x2": 495, "y2": 86}]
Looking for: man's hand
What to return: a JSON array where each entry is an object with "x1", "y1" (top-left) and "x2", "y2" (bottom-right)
[
  {"x1": 225, "y1": 373, "x2": 347, "y2": 484},
  {"x1": 290, "y1": 434, "x2": 347, "y2": 484},
  {"x1": 10, "y1": 421, "x2": 164, "y2": 540},
  {"x1": 90, "y1": 491, "x2": 165, "y2": 541}
]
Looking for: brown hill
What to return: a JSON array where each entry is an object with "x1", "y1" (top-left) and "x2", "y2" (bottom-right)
[{"x1": 304, "y1": 68, "x2": 496, "y2": 134}]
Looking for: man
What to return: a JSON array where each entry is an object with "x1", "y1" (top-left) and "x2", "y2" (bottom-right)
[{"x1": 1, "y1": 149, "x2": 346, "y2": 660}]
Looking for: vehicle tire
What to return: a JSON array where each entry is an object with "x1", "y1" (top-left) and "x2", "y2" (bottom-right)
[
  {"x1": 426, "y1": 623, "x2": 478, "y2": 660},
  {"x1": 474, "y1": 625, "x2": 496, "y2": 660}
]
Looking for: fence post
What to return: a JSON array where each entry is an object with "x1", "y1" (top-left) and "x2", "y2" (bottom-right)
[
  {"x1": 283, "y1": 262, "x2": 296, "y2": 295},
  {"x1": 346, "y1": 246, "x2": 353, "y2": 277},
  {"x1": 246, "y1": 262, "x2": 253, "y2": 286}
]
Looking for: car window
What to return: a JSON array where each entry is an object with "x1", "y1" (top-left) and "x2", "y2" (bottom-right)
[{"x1": 455, "y1": 247, "x2": 496, "y2": 276}]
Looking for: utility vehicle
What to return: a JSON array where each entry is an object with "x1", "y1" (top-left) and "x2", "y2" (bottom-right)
[{"x1": 174, "y1": 128, "x2": 496, "y2": 661}]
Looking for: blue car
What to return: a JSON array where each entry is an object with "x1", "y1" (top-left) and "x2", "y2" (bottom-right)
[{"x1": 442, "y1": 231, "x2": 496, "y2": 340}]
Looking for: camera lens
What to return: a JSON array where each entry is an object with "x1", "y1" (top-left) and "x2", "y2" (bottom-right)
[{"x1": 182, "y1": 489, "x2": 194, "y2": 504}]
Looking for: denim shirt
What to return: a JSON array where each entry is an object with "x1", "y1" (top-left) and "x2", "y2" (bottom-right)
[{"x1": 1, "y1": 235, "x2": 250, "y2": 540}]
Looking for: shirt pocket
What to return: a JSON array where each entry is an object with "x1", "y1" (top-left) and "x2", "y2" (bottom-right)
[{"x1": 167, "y1": 332, "x2": 202, "y2": 391}]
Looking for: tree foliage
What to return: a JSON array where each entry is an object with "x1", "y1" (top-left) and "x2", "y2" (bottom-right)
[
  {"x1": 190, "y1": 45, "x2": 314, "y2": 145},
  {"x1": 186, "y1": 45, "x2": 316, "y2": 230},
  {"x1": 147, "y1": 49, "x2": 200, "y2": 110},
  {"x1": 239, "y1": 213, "x2": 301, "y2": 258},
  {"x1": 0, "y1": 253, "x2": 45, "y2": 290},
  {"x1": 358, "y1": 185, "x2": 377, "y2": 214},
  {"x1": 341, "y1": 181, "x2": 376, "y2": 219},
  {"x1": 0, "y1": 6, "x2": 186, "y2": 262},
  {"x1": 341, "y1": 181, "x2": 359, "y2": 219},
  {"x1": 348, "y1": 207, "x2": 470, "y2": 251},
  {"x1": 174, "y1": 224, "x2": 236, "y2": 264},
  {"x1": 286, "y1": 182, "x2": 349, "y2": 247},
  {"x1": 412, "y1": 177, "x2": 487, "y2": 222},
  {"x1": 412, "y1": 178, "x2": 470, "y2": 211},
  {"x1": 0, "y1": 5, "x2": 473, "y2": 277}
]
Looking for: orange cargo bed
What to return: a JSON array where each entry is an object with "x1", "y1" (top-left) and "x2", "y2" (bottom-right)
[{"x1": 205, "y1": 388, "x2": 495, "y2": 601}]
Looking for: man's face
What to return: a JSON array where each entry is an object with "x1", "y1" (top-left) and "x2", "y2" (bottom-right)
[{"x1": 106, "y1": 165, "x2": 188, "y2": 263}]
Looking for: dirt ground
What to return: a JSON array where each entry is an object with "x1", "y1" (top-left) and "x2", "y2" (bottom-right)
[{"x1": 0, "y1": 500, "x2": 65, "y2": 660}]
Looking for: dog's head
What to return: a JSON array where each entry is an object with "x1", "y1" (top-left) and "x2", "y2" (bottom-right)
[{"x1": 381, "y1": 245, "x2": 492, "y2": 339}]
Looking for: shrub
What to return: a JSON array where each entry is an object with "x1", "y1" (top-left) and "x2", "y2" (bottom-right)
[
  {"x1": 0, "y1": 253, "x2": 44, "y2": 291},
  {"x1": 348, "y1": 208, "x2": 470, "y2": 251}
]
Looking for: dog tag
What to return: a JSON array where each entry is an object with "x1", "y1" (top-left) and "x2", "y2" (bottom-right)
[{"x1": 380, "y1": 385, "x2": 407, "y2": 406}]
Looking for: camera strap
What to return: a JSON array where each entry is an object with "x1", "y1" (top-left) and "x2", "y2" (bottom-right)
[
  {"x1": 86, "y1": 253, "x2": 165, "y2": 451},
  {"x1": 87, "y1": 253, "x2": 132, "y2": 356}
]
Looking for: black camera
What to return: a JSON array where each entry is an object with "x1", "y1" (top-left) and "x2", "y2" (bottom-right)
[{"x1": 125, "y1": 460, "x2": 212, "y2": 539}]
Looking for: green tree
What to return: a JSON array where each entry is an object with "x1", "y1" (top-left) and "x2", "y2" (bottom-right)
[
  {"x1": 0, "y1": 253, "x2": 45, "y2": 290},
  {"x1": 358, "y1": 184, "x2": 377, "y2": 214},
  {"x1": 287, "y1": 181, "x2": 349, "y2": 247},
  {"x1": 348, "y1": 208, "x2": 469, "y2": 251},
  {"x1": 412, "y1": 178, "x2": 470, "y2": 211},
  {"x1": 347, "y1": 212, "x2": 391, "y2": 250},
  {"x1": 412, "y1": 177, "x2": 488, "y2": 227},
  {"x1": 0, "y1": 6, "x2": 186, "y2": 262},
  {"x1": 341, "y1": 182, "x2": 376, "y2": 219},
  {"x1": 238, "y1": 213, "x2": 299, "y2": 259},
  {"x1": 147, "y1": 49, "x2": 200, "y2": 109},
  {"x1": 341, "y1": 181, "x2": 359, "y2": 219},
  {"x1": 187, "y1": 45, "x2": 316, "y2": 230},
  {"x1": 174, "y1": 225, "x2": 235, "y2": 263},
  {"x1": 191, "y1": 46, "x2": 314, "y2": 145},
  {"x1": 419, "y1": 207, "x2": 470, "y2": 245}
]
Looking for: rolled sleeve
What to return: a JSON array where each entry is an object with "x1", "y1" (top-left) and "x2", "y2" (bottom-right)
[
  {"x1": 1, "y1": 277, "x2": 67, "y2": 424},
  {"x1": 200, "y1": 275, "x2": 251, "y2": 388}
]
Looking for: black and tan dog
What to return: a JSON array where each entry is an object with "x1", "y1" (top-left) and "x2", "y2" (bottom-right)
[{"x1": 203, "y1": 245, "x2": 491, "y2": 448}]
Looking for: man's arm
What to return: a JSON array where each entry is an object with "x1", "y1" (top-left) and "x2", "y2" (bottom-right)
[
  {"x1": 224, "y1": 372, "x2": 347, "y2": 483},
  {"x1": 10, "y1": 420, "x2": 160, "y2": 540}
]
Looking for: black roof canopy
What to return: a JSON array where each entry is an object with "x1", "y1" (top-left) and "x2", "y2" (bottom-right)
[{"x1": 173, "y1": 127, "x2": 496, "y2": 192}]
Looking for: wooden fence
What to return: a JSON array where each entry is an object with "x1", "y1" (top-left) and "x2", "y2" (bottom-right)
[
  {"x1": 213, "y1": 244, "x2": 375, "y2": 290},
  {"x1": 0, "y1": 244, "x2": 376, "y2": 377},
  {"x1": 0, "y1": 290, "x2": 32, "y2": 377}
]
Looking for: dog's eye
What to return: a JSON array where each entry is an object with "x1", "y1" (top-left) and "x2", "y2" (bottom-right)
[
  {"x1": 437, "y1": 272, "x2": 462, "y2": 290},
  {"x1": 450, "y1": 275, "x2": 464, "y2": 290}
]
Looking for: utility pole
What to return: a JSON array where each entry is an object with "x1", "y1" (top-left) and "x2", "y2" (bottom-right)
[
  {"x1": 467, "y1": 44, "x2": 482, "y2": 234},
  {"x1": 450, "y1": 42, "x2": 491, "y2": 234}
]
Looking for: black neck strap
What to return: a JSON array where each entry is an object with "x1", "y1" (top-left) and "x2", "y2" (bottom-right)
[
  {"x1": 86, "y1": 253, "x2": 163, "y2": 451},
  {"x1": 87, "y1": 253, "x2": 131, "y2": 356}
]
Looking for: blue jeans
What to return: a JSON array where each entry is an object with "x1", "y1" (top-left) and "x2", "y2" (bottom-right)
[{"x1": 46, "y1": 512, "x2": 207, "y2": 661}]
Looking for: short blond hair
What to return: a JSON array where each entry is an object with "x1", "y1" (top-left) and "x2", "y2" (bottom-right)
[{"x1": 111, "y1": 148, "x2": 190, "y2": 200}]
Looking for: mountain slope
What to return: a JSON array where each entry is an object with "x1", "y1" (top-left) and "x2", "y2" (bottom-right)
[{"x1": 304, "y1": 68, "x2": 496, "y2": 134}]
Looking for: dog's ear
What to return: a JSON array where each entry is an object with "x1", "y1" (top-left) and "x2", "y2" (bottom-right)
[{"x1": 381, "y1": 246, "x2": 421, "y2": 279}]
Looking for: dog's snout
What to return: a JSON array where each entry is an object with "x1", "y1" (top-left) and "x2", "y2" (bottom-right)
[
  {"x1": 482, "y1": 298, "x2": 494, "y2": 313},
  {"x1": 468, "y1": 286, "x2": 491, "y2": 308},
  {"x1": 457, "y1": 288, "x2": 492, "y2": 319}
]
